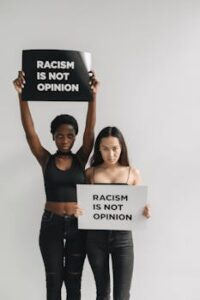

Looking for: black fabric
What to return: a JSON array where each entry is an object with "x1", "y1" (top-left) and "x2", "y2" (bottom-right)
[
  {"x1": 87, "y1": 230, "x2": 134, "y2": 300},
  {"x1": 55, "y1": 150, "x2": 73, "y2": 157},
  {"x1": 39, "y1": 210, "x2": 86, "y2": 300},
  {"x1": 43, "y1": 153, "x2": 85, "y2": 202}
]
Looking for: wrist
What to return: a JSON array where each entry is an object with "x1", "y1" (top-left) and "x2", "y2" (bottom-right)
[{"x1": 92, "y1": 94, "x2": 97, "y2": 101}]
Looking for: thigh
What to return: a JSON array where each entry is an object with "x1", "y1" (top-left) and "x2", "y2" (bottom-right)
[
  {"x1": 111, "y1": 231, "x2": 134, "y2": 300},
  {"x1": 88, "y1": 243, "x2": 110, "y2": 280},
  {"x1": 63, "y1": 226, "x2": 86, "y2": 300},
  {"x1": 87, "y1": 231, "x2": 111, "y2": 299},
  {"x1": 64, "y1": 222, "x2": 86, "y2": 274},
  {"x1": 87, "y1": 230, "x2": 109, "y2": 273},
  {"x1": 39, "y1": 211, "x2": 64, "y2": 272}
]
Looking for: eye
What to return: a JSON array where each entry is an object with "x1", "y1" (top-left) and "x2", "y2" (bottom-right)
[
  {"x1": 67, "y1": 134, "x2": 75, "y2": 139},
  {"x1": 100, "y1": 146, "x2": 108, "y2": 151}
]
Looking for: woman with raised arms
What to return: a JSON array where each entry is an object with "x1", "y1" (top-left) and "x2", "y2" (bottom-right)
[
  {"x1": 13, "y1": 70, "x2": 99, "y2": 300},
  {"x1": 85, "y1": 126, "x2": 151, "y2": 300}
]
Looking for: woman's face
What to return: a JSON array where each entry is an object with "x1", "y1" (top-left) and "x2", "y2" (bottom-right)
[
  {"x1": 53, "y1": 124, "x2": 76, "y2": 152},
  {"x1": 99, "y1": 136, "x2": 121, "y2": 166}
]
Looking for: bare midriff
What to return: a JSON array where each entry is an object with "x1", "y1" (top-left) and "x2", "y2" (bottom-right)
[{"x1": 45, "y1": 201, "x2": 77, "y2": 216}]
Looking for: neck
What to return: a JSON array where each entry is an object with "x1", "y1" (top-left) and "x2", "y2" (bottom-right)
[
  {"x1": 55, "y1": 150, "x2": 72, "y2": 156},
  {"x1": 101, "y1": 162, "x2": 120, "y2": 169}
]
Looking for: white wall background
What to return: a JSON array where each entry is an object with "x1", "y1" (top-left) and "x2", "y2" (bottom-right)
[{"x1": 1, "y1": 0, "x2": 200, "y2": 299}]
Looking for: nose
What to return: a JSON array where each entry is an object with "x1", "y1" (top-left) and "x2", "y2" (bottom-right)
[
  {"x1": 108, "y1": 150, "x2": 115, "y2": 159},
  {"x1": 63, "y1": 136, "x2": 68, "y2": 143},
  {"x1": 61, "y1": 136, "x2": 71, "y2": 147}
]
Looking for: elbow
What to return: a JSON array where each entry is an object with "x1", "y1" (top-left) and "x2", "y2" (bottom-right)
[{"x1": 25, "y1": 132, "x2": 37, "y2": 141}]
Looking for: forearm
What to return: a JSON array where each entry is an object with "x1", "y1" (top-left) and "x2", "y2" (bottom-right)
[
  {"x1": 18, "y1": 94, "x2": 36, "y2": 138},
  {"x1": 77, "y1": 72, "x2": 98, "y2": 160},
  {"x1": 78, "y1": 96, "x2": 96, "y2": 160},
  {"x1": 85, "y1": 95, "x2": 96, "y2": 132}
]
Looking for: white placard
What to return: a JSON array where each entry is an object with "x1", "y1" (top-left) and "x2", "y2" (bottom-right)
[{"x1": 77, "y1": 184, "x2": 147, "y2": 230}]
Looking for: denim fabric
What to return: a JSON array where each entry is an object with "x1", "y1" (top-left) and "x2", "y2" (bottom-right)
[
  {"x1": 39, "y1": 210, "x2": 86, "y2": 300},
  {"x1": 87, "y1": 230, "x2": 134, "y2": 300}
]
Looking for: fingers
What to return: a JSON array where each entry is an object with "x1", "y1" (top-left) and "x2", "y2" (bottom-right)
[
  {"x1": 17, "y1": 71, "x2": 26, "y2": 86},
  {"x1": 74, "y1": 206, "x2": 85, "y2": 218},
  {"x1": 13, "y1": 71, "x2": 26, "y2": 93},
  {"x1": 88, "y1": 70, "x2": 99, "y2": 93},
  {"x1": 89, "y1": 70, "x2": 95, "y2": 77},
  {"x1": 76, "y1": 208, "x2": 84, "y2": 215},
  {"x1": 142, "y1": 204, "x2": 151, "y2": 219},
  {"x1": 89, "y1": 70, "x2": 98, "y2": 84},
  {"x1": 13, "y1": 78, "x2": 22, "y2": 93}
]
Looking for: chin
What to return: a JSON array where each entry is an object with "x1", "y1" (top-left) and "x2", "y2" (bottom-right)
[
  {"x1": 106, "y1": 160, "x2": 117, "y2": 165},
  {"x1": 59, "y1": 148, "x2": 70, "y2": 152}
]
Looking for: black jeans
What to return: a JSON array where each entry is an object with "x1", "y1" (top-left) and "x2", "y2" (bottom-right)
[
  {"x1": 87, "y1": 230, "x2": 134, "y2": 300},
  {"x1": 39, "y1": 210, "x2": 86, "y2": 300}
]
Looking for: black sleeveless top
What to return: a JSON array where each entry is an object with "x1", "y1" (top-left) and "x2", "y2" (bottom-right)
[{"x1": 43, "y1": 153, "x2": 85, "y2": 202}]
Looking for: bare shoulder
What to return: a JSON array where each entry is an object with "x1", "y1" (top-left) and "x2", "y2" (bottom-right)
[
  {"x1": 132, "y1": 167, "x2": 140, "y2": 176},
  {"x1": 129, "y1": 167, "x2": 141, "y2": 185}
]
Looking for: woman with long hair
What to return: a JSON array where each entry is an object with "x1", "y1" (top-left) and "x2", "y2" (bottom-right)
[
  {"x1": 13, "y1": 70, "x2": 99, "y2": 300},
  {"x1": 85, "y1": 126, "x2": 151, "y2": 300}
]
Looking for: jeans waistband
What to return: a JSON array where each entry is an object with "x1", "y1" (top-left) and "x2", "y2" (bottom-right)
[{"x1": 44, "y1": 209, "x2": 76, "y2": 219}]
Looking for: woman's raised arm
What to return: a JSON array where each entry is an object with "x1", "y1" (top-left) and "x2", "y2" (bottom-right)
[
  {"x1": 77, "y1": 71, "x2": 99, "y2": 165},
  {"x1": 13, "y1": 71, "x2": 50, "y2": 167}
]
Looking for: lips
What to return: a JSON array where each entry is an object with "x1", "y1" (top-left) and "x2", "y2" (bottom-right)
[
  {"x1": 60, "y1": 145, "x2": 70, "y2": 151},
  {"x1": 108, "y1": 158, "x2": 116, "y2": 162}
]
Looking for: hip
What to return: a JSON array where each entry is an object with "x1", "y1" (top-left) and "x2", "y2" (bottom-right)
[{"x1": 86, "y1": 230, "x2": 133, "y2": 247}]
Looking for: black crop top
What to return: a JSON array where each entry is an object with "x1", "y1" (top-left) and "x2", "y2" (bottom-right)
[{"x1": 43, "y1": 153, "x2": 85, "y2": 202}]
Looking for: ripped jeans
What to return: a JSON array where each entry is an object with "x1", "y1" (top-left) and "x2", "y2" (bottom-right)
[{"x1": 39, "y1": 210, "x2": 86, "y2": 300}]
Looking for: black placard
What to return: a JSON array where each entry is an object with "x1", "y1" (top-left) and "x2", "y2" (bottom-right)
[{"x1": 22, "y1": 49, "x2": 92, "y2": 101}]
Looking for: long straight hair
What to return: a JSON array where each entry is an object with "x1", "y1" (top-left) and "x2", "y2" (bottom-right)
[{"x1": 90, "y1": 126, "x2": 130, "y2": 167}]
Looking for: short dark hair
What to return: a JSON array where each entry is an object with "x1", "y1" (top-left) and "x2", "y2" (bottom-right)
[
  {"x1": 50, "y1": 114, "x2": 79, "y2": 135},
  {"x1": 90, "y1": 126, "x2": 130, "y2": 167}
]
